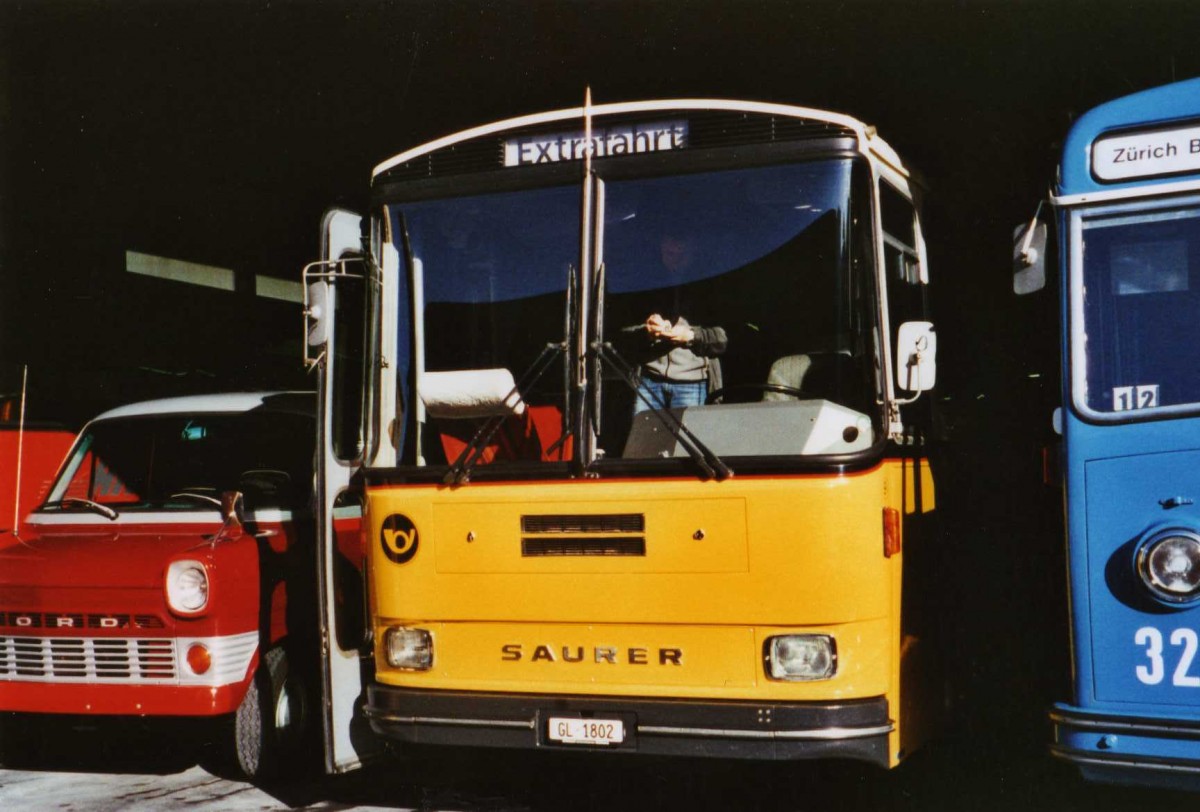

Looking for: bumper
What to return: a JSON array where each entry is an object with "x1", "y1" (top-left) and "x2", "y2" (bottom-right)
[
  {"x1": 366, "y1": 686, "x2": 892, "y2": 765},
  {"x1": 1051, "y1": 703, "x2": 1200, "y2": 790}
]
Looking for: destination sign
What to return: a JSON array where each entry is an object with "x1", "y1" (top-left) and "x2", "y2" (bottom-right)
[
  {"x1": 504, "y1": 120, "x2": 688, "y2": 167},
  {"x1": 1093, "y1": 123, "x2": 1200, "y2": 181}
]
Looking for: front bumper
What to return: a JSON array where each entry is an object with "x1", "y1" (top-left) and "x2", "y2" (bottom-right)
[
  {"x1": 366, "y1": 686, "x2": 892, "y2": 765},
  {"x1": 1051, "y1": 703, "x2": 1200, "y2": 790}
]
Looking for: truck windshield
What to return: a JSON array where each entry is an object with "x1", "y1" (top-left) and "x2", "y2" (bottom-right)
[
  {"x1": 42, "y1": 412, "x2": 314, "y2": 513},
  {"x1": 388, "y1": 157, "x2": 879, "y2": 469},
  {"x1": 1076, "y1": 202, "x2": 1200, "y2": 416}
]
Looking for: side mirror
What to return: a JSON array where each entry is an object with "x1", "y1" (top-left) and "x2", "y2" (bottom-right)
[
  {"x1": 896, "y1": 321, "x2": 937, "y2": 393},
  {"x1": 1013, "y1": 217, "x2": 1048, "y2": 295},
  {"x1": 305, "y1": 279, "x2": 329, "y2": 348}
]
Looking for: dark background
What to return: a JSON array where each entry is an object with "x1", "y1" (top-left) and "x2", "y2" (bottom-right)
[
  {"x1": 2, "y1": 0, "x2": 1196, "y2": 425},
  {"x1": 2, "y1": 1, "x2": 1199, "y2": 806}
]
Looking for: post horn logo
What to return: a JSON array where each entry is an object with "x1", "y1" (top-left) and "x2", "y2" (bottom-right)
[{"x1": 380, "y1": 514, "x2": 419, "y2": 564}]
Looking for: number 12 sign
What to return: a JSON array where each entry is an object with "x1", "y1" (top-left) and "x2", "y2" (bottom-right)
[{"x1": 1113, "y1": 384, "x2": 1160, "y2": 412}]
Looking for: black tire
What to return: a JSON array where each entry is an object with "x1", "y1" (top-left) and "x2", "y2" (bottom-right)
[{"x1": 208, "y1": 645, "x2": 307, "y2": 781}]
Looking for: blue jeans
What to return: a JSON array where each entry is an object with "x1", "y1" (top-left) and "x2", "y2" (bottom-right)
[{"x1": 633, "y1": 377, "x2": 707, "y2": 415}]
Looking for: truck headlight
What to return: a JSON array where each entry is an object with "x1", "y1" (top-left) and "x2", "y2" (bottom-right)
[
  {"x1": 165, "y1": 560, "x2": 209, "y2": 615},
  {"x1": 765, "y1": 634, "x2": 836, "y2": 681},
  {"x1": 385, "y1": 626, "x2": 433, "y2": 670},
  {"x1": 1138, "y1": 531, "x2": 1200, "y2": 603}
]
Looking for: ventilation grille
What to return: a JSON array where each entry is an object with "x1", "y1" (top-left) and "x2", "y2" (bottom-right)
[
  {"x1": 378, "y1": 110, "x2": 857, "y2": 183},
  {"x1": 522, "y1": 513, "x2": 645, "y2": 534},
  {"x1": 522, "y1": 537, "x2": 646, "y2": 557},
  {"x1": 0, "y1": 636, "x2": 176, "y2": 682},
  {"x1": 521, "y1": 513, "x2": 646, "y2": 557}
]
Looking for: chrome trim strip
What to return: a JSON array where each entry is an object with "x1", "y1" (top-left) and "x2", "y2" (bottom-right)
[
  {"x1": 1050, "y1": 711, "x2": 1200, "y2": 739},
  {"x1": 1051, "y1": 746, "x2": 1200, "y2": 774},
  {"x1": 27, "y1": 510, "x2": 293, "y2": 527},
  {"x1": 370, "y1": 712, "x2": 534, "y2": 730},
  {"x1": 1053, "y1": 178, "x2": 1200, "y2": 207},
  {"x1": 637, "y1": 723, "x2": 893, "y2": 741}
]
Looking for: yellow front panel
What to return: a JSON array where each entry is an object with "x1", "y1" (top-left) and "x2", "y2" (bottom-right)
[{"x1": 368, "y1": 470, "x2": 893, "y2": 628}]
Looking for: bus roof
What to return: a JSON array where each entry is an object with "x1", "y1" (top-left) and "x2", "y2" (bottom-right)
[
  {"x1": 93, "y1": 391, "x2": 314, "y2": 421},
  {"x1": 372, "y1": 98, "x2": 911, "y2": 181},
  {"x1": 1059, "y1": 77, "x2": 1200, "y2": 202}
]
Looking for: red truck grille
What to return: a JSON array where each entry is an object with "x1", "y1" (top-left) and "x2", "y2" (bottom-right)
[{"x1": 0, "y1": 636, "x2": 177, "y2": 682}]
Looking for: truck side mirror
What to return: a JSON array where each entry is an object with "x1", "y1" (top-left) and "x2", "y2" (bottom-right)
[
  {"x1": 306, "y1": 279, "x2": 329, "y2": 348},
  {"x1": 1013, "y1": 216, "x2": 1048, "y2": 295},
  {"x1": 896, "y1": 320, "x2": 937, "y2": 393}
]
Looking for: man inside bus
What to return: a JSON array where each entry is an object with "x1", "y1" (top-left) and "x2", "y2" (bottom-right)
[{"x1": 627, "y1": 231, "x2": 728, "y2": 414}]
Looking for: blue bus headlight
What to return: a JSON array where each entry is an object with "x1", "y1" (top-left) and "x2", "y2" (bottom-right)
[
  {"x1": 764, "y1": 634, "x2": 836, "y2": 681},
  {"x1": 1138, "y1": 531, "x2": 1200, "y2": 603}
]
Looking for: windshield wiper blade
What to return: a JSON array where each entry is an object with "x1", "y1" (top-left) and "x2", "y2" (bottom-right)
[
  {"x1": 592, "y1": 341, "x2": 732, "y2": 481},
  {"x1": 50, "y1": 498, "x2": 120, "y2": 521},
  {"x1": 444, "y1": 342, "x2": 565, "y2": 485}
]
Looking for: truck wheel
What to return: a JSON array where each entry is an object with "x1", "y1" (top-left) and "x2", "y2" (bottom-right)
[{"x1": 224, "y1": 646, "x2": 306, "y2": 781}]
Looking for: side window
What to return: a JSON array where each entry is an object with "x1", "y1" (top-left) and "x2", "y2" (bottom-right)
[
  {"x1": 331, "y1": 272, "x2": 368, "y2": 462},
  {"x1": 880, "y1": 181, "x2": 926, "y2": 333},
  {"x1": 880, "y1": 181, "x2": 932, "y2": 437}
]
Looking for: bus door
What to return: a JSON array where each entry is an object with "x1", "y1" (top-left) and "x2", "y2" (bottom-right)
[{"x1": 305, "y1": 208, "x2": 382, "y2": 773}]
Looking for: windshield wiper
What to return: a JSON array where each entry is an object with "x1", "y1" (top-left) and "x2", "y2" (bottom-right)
[
  {"x1": 592, "y1": 341, "x2": 732, "y2": 481},
  {"x1": 444, "y1": 341, "x2": 565, "y2": 485},
  {"x1": 47, "y1": 498, "x2": 120, "y2": 521}
]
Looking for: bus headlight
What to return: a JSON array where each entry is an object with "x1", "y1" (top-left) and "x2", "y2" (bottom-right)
[
  {"x1": 1138, "y1": 531, "x2": 1200, "y2": 603},
  {"x1": 385, "y1": 626, "x2": 433, "y2": 670},
  {"x1": 165, "y1": 560, "x2": 209, "y2": 615},
  {"x1": 764, "y1": 634, "x2": 836, "y2": 681}
]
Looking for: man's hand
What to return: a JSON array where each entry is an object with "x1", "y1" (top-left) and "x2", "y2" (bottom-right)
[{"x1": 645, "y1": 313, "x2": 694, "y2": 344}]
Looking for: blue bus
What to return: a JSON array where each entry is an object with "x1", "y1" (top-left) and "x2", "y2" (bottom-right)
[{"x1": 1018, "y1": 77, "x2": 1200, "y2": 789}]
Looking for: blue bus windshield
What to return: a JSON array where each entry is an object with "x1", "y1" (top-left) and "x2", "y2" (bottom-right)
[{"x1": 1079, "y1": 203, "x2": 1200, "y2": 415}]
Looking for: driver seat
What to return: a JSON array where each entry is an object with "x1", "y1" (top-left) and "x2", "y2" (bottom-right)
[{"x1": 763, "y1": 354, "x2": 812, "y2": 401}]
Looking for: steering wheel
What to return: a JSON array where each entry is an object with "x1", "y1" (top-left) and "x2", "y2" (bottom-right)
[{"x1": 705, "y1": 383, "x2": 809, "y2": 405}]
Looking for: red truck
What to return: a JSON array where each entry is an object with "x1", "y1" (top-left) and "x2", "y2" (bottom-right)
[{"x1": 0, "y1": 392, "x2": 319, "y2": 778}]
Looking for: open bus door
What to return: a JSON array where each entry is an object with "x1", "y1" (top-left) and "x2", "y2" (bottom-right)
[{"x1": 305, "y1": 208, "x2": 382, "y2": 772}]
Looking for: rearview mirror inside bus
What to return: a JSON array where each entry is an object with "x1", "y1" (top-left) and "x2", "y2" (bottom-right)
[
  {"x1": 1013, "y1": 216, "x2": 1048, "y2": 295},
  {"x1": 896, "y1": 320, "x2": 937, "y2": 393}
]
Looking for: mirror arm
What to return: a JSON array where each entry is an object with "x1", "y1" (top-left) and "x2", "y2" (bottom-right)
[{"x1": 1018, "y1": 199, "x2": 1046, "y2": 267}]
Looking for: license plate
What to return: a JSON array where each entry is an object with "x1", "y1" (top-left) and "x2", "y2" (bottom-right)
[{"x1": 547, "y1": 716, "x2": 625, "y2": 746}]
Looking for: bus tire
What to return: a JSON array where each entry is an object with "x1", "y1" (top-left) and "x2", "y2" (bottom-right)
[{"x1": 215, "y1": 645, "x2": 306, "y2": 781}]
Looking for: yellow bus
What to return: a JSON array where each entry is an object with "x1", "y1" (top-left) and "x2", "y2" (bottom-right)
[{"x1": 304, "y1": 98, "x2": 940, "y2": 771}]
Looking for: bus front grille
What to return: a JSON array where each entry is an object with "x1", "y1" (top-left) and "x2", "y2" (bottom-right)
[
  {"x1": 522, "y1": 513, "x2": 645, "y2": 534},
  {"x1": 522, "y1": 537, "x2": 646, "y2": 557}
]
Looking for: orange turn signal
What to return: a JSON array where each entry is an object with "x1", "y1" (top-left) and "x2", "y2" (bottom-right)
[
  {"x1": 186, "y1": 643, "x2": 212, "y2": 675},
  {"x1": 883, "y1": 507, "x2": 901, "y2": 558}
]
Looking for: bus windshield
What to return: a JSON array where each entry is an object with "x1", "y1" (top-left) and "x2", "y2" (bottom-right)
[
  {"x1": 1076, "y1": 201, "x2": 1200, "y2": 416},
  {"x1": 390, "y1": 157, "x2": 880, "y2": 469}
]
